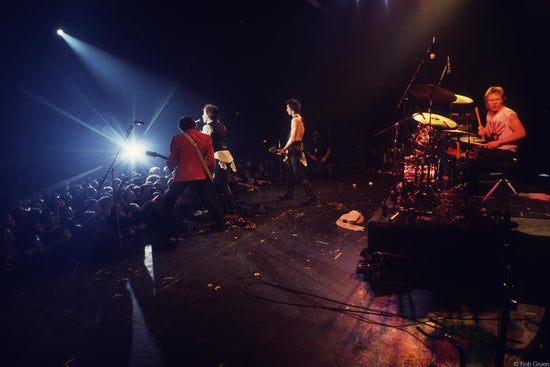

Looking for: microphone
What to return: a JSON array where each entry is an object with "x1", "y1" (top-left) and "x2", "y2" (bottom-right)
[
  {"x1": 195, "y1": 118, "x2": 202, "y2": 124},
  {"x1": 446, "y1": 56, "x2": 452, "y2": 74},
  {"x1": 133, "y1": 121, "x2": 146, "y2": 126},
  {"x1": 428, "y1": 36, "x2": 436, "y2": 60}
]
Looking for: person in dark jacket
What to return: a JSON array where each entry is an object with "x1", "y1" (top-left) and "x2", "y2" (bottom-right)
[{"x1": 201, "y1": 104, "x2": 238, "y2": 220}]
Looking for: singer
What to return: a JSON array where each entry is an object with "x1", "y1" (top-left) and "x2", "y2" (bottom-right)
[
  {"x1": 464, "y1": 86, "x2": 527, "y2": 196},
  {"x1": 201, "y1": 104, "x2": 238, "y2": 221}
]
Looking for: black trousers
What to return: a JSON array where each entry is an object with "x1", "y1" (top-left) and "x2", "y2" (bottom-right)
[
  {"x1": 214, "y1": 160, "x2": 237, "y2": 215},
  {"x1": 285, "y1": 147, "x2": 313, "y2": 196},
  {"x1": 163, "y1": 179, "x2": 223, "y2": 237}
]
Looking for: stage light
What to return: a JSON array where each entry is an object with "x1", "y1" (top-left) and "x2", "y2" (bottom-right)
[
  {"x1": 122, "y1": 140, "x2": 147, "y2": 163},
  {"x1": 57, "y1": 29, "x2": 64, "y2": 36}
]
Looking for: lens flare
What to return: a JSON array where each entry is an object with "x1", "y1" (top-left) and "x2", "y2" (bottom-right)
[{"x1": 122, "y1": 140, "x2": 146, "y2": 163}]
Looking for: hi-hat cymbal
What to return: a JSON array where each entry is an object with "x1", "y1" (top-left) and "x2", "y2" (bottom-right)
[
  {"x1": 409, "y1": 84, "x2": 457, "y2": 104},
  {"x1": 412, "y1": 112, "x2": 457, "y2": 129},
  {"x1": 453, "y1": 94, "x2": 474, "y2": 104}
]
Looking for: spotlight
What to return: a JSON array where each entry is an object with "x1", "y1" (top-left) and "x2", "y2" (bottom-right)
[
  {"x1": 57, "y1": 29, "x2": 64, "y2": 36},
  {"x1": 122, "y1": 141, "x2": 146, "y2": 163}
]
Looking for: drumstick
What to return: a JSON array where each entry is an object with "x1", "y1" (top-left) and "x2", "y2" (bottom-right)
[{"x1": 474, "y1": 106, "x2": 482, "y2": 128}]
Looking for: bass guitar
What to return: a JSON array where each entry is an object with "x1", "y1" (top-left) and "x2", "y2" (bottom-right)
[{"x1": 268, "y1": 146, "x2": 288, "y2": 162}]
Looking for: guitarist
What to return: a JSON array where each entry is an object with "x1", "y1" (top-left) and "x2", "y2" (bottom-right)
[
  {"x1": 277, "y1": 99, "x2": 317, "y2": 205},
  {"x1": 163, "y1": 117, "x2": 224, "y2": 242}
]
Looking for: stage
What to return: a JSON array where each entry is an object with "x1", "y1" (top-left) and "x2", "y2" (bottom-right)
[{"x1": 1, "y1": 171, "x2": 549, "y2": 367}]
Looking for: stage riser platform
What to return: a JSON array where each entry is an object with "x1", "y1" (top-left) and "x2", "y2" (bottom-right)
[
  {"x1": 364, "y1": 215, "x2": 550, "y2": 303},
  {"x1": 365, "y1": 218, "x2": 509, "y2": 290}
]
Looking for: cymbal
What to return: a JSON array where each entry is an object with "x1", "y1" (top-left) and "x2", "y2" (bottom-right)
[
  {"x1": 442, "y1": 129, "x2": 473, "y2": 135},
  {"x1": 409, "y1": 84, "x2": 457, "y2": 104},
  {"x1": 453, "y1": 94, "x2": 474, "y2": 104},
  {"x1": 412, "y1": 112, "x2": 457, "y2": 129}
]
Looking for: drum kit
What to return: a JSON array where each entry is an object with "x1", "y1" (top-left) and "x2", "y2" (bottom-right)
[{"x1": 382, "y1": 83, "x2": 486, "y2": 207}]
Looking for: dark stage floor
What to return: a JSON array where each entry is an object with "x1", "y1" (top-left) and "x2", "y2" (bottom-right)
[{"x1": 1, "y1": 170, "x2": 549, "y2": 367}]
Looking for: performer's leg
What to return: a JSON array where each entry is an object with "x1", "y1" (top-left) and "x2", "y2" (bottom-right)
[
  {"x1": 280, "y1": 158, "x2": 295, "y2": 200},
  {"x1": 214, "y1": 162, "x2": 237, "y2": 215},
  {"x1": 163, "y1": 181, "x2": 186, "y2": 238},
  {"x1": 290, "y1": 155, "x2": 316, "y2": 203},
  {"x1": 192, "y1": 180, "x2": 224, "y2": 229}
]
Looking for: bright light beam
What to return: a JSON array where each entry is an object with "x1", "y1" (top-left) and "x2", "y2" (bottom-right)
[
  {"x1": 57, "y1": 31, "x2": 160, "y2": 107},
  {"x1": 58, "y1": 30, "x2": 178, "y2": 137},
  {"x1": 20, "y1": 88, "x2": 121, "y2": 145},
  {"x1": 144, "y1": 80, "x2": 180, "y2": 136},
  {"x1": 122, "y1": 140, "x2": 148, "y2": 163},
  {"x1": 125, "y1": 280, "x2": 163, "y2": 367},
  {"x1": 55, "y1": 68, "x2": 119, "y2": 135}
]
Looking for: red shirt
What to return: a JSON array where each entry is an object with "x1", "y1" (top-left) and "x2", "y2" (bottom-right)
[{"x1": 166, "y1": 129, "x2": 215, "y2": 182}]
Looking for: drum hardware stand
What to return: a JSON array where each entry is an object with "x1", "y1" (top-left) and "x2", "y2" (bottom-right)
[
  {"x1": 393, "y1": 37, "x2": 435, "y2": 179},
  {"x1": 394, "y1": 37, "x2": 452, "y2": 209},
  {"x1": 374, "y1": 117, "x2": 411, "y2": 176},
  {"x1": 407, "y1": 54, "x2": 456, "y2": 208},
  {"x1": 406, "y1": 100, "x2": 442, "y2": 208}
]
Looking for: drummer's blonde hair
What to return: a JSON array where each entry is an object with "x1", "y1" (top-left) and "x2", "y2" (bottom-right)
[{"x1": 484, "y1": 86, "x2": 505, "y2": 102}]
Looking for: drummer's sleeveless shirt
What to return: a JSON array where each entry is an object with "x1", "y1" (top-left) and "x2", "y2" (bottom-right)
[{"x1": 486, "y1": 106, "x2": 518, "y2": 153}]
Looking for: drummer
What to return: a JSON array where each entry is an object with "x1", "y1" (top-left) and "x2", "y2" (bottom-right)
[
  {"x1": 465, "y1": 86, "x2": 526, "y2": 196},
  {"x1": 478, "y1": 86, "x2": 526, "y2": 151}
]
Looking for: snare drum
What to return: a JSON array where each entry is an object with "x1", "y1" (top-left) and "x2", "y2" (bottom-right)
[
  {"x1": 446, "y1": 136, "x2": 485, "y2": 159},
  {"x1": 458, "y1": 136, "x2": 486, "y2": 145}
]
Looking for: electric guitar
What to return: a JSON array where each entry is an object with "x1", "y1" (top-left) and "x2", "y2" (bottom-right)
[
  {"x1": 146, "y1": 151, "x2": 169, "y2": 160},
  {"x1": 268, "y1": 146, "x2": 288, "y2": 162}
]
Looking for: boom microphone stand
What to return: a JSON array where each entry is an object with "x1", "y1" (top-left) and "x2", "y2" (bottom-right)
[
  {"x1": 98, "y1": 123, "x2": 137, "y2": 190},
  {"x1": 392, "y1": 37, "x2": 436, "y2": 205},
  {"x1": 396, "y1": 36, "x2": 436, "y2": 112},
  {"x1": 97, "y1": 122, "x2": 142, "y2": 248}
]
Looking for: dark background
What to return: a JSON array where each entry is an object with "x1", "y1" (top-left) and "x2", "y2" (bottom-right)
[{"x1": 0, "y1": 0, "x2": 548, "y2": 200}]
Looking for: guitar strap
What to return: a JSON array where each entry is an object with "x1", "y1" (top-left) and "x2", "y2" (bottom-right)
[{"x1": 183, "y1": 132, "x2": 214, "y2": 183}]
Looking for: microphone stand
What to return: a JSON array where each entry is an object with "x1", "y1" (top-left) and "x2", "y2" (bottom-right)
[
  {"x1": 436, "y1": 60, "x2": 449, "y2": 88},
  {"x1": 97, "y1": 123, "x2": 136, "y2": 249},
  {"x1": 396, "y1": 57, "x2": 426, "y2": 112},
  {"x1": 98, "y1": 124, "x2": 134, "y2": 190},
  {"x1": 396, "y1": 38, "x2": 434, "y2": 112},
  {"x1": 392, "y1": 39, "x2": 433, "y2": 200}
]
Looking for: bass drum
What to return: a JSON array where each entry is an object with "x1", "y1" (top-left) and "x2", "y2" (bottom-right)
[{"x1": 403, "y1": 154, "x2": 438, "y2": 185}]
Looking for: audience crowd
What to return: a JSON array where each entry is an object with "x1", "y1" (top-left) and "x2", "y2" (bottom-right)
[{"x1": 0, "y1": 156, "x2": 276, "y2": 271}]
